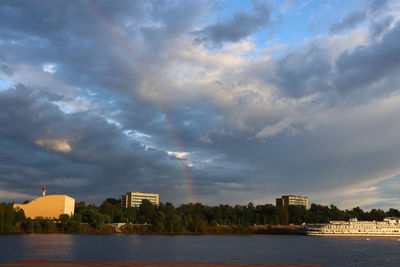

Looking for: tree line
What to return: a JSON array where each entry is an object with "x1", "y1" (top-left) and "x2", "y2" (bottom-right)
[{"x1": 1, "y1": 199, "x2": 399, "y2": 234}]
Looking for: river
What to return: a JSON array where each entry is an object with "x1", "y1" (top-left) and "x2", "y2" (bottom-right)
[{"x1": 0, "y1": 234, "x2": 399, "y2": 266}]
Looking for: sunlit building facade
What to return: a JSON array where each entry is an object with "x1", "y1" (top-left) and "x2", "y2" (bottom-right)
[
  {"x1": 121, "y1": 192, "x2": 159, "y2": 208},
  {"x1": 276, "y1": 195, "x2": 309, "y2": 209},
  {"x1": 13, "y1": 195, "x2": 75, "y2": 219}
]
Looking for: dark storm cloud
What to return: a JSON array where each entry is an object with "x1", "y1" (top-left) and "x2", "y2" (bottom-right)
[
  {"x1": 369, "y1": 15, "x2": 394, "y2": 37},
  {"x1": 0, "y1": 0, "x2": 236, "y2": 204},
  {"x1": 146, "y1": 0, "x2": 207, "y2": 37},
  {"x1": 268, "y1": 44, "x2": 333, "y2": 98},
  {"x1": 0, "y1": 0, "x2": 142, "y2": 93},
  {"x1": 0, "y1": 86, "x2": 186, "y2": 203},
  {"x1": 193, "y1": 1, "x2": 272, "y2": 46},
  {"x1": 0, "y1": 63, "x2": 13, "y2": 76},
  {"x1": 261, "y1": 19, "x2": 400, "y2": 99},
  {"x1": 249, "y1": 120, "x2": 400, "y2": 193},
  {"x1": 0, "y1": 84, "x2": 243, "y2": 204},
  {"x1": 0, "y1": 0, "x2": 209, "y2": 94},
  {"x1": 0, "y1": 0, "x2": 146, "y2": 38},
  {"x1": 329, "y1": 0, "x2": 389, "y2": 34},
  {"x1": 139, "y1": 0, "x2": 209, "y2": 54},
  {"x1": 112, "y1": 98, "x2": 223, "y2": 156},
  {"x1": 334, "y1": 21, "x2": 400, "y2": 94},
  {"x1": 329, "y1": 11, "x2": 367, "y2": 33}
]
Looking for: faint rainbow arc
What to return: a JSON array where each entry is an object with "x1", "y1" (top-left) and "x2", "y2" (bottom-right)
[
  {"x1": 160, "y1": 104, "x2": 197, "y2": 204},
  {"x1": 83, "y1": 0, "x2": 197, "y2": 203}
]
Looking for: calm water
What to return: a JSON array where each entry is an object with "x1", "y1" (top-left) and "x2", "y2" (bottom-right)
[{"x1": 0, "y1": 234, "x2": 399, "y2": 266}]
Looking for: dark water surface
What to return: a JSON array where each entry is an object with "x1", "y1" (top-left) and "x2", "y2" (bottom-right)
[{"x1": 0, "y1": 234, "x2": 399, "y2": 266}]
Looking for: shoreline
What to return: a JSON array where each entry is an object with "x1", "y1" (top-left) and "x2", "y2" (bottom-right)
[
  {"x1": 0, "y1": 260, "x2": 321, "y2": 267},
  {"x1": 0, "y1": 224, "x2": 304, "y2": 235}
]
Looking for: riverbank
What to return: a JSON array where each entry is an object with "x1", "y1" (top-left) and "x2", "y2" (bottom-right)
[
  {"x1": 2, "y1": 224, "x2": 303, "y2": 235},
  {"x1": 119, "y1": 224, "x2": 303, "y2": 235},
  {"x1": 1, "y1": 260, "x2": 321, "y2": 267}
]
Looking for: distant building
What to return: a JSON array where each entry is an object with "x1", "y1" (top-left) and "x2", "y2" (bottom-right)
[
  {"x1": 121, "y1": 192, "x2": 159, "y2": 208},
  {"x1": 13, "y1": 188, "x2": 75, "y2": 219},
  {"x1": 276, "y1": 195, "x2": 309, "y2": 209}
]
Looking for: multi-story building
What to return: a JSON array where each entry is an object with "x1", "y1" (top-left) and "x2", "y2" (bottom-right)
[
  {"x1": 276, "y1": 195, "x2": 309, "y2": 209},
  {"x1": 121, "y1": 192, "x2": 159, "y2": 208}
]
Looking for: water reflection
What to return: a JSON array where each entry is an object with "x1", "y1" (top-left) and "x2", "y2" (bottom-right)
[
  {"x1": 19, "y1": 234, "x2": 75, "y2": 260},
  {"x1": 127, "y1": 235, "x2": 141, "y2": 247},
  {"x1": 1, "y1": 235, "x2": 400, "y2": 266}
]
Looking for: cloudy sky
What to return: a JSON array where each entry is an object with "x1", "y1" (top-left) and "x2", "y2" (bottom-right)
[{"x1": 1, "y1": 0, "x2": 400, "y2": 209}]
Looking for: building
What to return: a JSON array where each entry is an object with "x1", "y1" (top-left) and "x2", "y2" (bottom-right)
[
  {"x1": 276, "y1": 195, "x2": 309, "y2": 209},
  {"x1": 121, "y1": 192, "x2": 159, "y2": 208},
  {"x1": 13, "y1": 187, "x2": 75, "y2": 219}
]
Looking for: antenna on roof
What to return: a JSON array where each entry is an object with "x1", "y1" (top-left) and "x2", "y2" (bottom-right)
[{"x1": 42, "y1": 186, "x2": 47, "y2": 196}]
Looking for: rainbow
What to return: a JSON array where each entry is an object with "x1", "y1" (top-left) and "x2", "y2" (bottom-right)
[
  {"x1": 83, "y1": 0, "x2": 197, "y2": 203},
  {"x1": 161, "y1": 105, "x2": 197, "y2": 204}
]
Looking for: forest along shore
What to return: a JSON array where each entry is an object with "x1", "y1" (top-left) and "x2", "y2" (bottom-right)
[{"x1": 2, "y1": 198, "x2": 398, "y2": 235}]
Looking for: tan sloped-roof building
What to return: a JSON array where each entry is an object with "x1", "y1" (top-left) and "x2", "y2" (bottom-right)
[{"x1": 13, "y1": 195, "x2": 75, "y2": 219}]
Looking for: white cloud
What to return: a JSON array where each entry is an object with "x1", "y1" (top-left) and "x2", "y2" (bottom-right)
[
  {"x1": 35, "y1": 139, "x2": 72, "y2": 153},
  {"x1": 198, "y1": 135, "x2": 213, "y2": 144},
  {"x1": 166, "y1": 151, "x2": 190, "y2": 160},
  {"x1": 255, "y1": 117, "x2": 292, "y2": 139},
  {"x1": 42, "y1": 63, "x2": 57, "y2": 74}
]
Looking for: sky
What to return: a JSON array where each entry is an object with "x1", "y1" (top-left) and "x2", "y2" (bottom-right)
[{"x1": 1, "y1": 0, "x2": 400, "y2": 210}]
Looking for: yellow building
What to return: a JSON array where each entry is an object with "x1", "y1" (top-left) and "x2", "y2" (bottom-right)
[
  {"x1": 121, "y1": 192, "x2": 159, "y2": 208},
  {"x1": 13, "y1": 195, "x2": 75, "y2": 219}
]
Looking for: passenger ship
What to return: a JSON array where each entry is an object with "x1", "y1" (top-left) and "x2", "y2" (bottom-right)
[{"x1": 303, "y1": 217, "x2": 400, "y2": 237}]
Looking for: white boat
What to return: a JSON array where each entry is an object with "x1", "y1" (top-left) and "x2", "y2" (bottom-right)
[{"x1": 303, "y1": 217, "x2": 400, "y2": 237}]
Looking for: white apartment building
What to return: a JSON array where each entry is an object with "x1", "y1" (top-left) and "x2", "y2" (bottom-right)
[{"x1": 121, "y1": 192, "x2": 159, "y2": 208}]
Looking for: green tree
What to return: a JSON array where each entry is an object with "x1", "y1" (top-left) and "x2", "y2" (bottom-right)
[
  {"x1": 152, "y1": 211, "x2": 166, "y2": 232},
  {"x1": 288, "y1": 206, "x2": 306, "y2": 224},
  {"x1": 59, "y1": 214, "x2": 70, "y2": 226},
  {"x1": 78, "y1": 207, "x2": 110, "y2": 230},
  {"x1": 387, "y1": 208, "x2": 400, "y2": 218},
  {"x1": 22, "y1": 218, "x2": 34, "y2": 233},
  {"x1": 99, "y1": 199, "x2": 124, "y2": 222},
  {"x1": 34, "y1": 217, "x2": 55, "y2": 233},
  {"x1": 160, "y1": 203, "x2": 182, "y2": 233},
  {"x1": 0, "y1": 203, "x2": 17, "y2": 233},
  {"x1": 123, "y1": 207, "x2": 138, "y2": 224},
  {"x1": 367, "y1": 209, "x2": 386, "y2": 221},
  {"x1": 349, "y1": 207, "x2": 365, "y2": 220},
  {"x1": 59, "y1": 214, "x2": 82, "y2": 233},
  {"x1": 138, "y1": 199, "x2": 155, "y2": 224},
  {"x1": 276, "y1": 206, "x2": 289, "y2": 225},
  {"x1": 191, "y1": 213, "x2": 207, "y2": 233}
]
